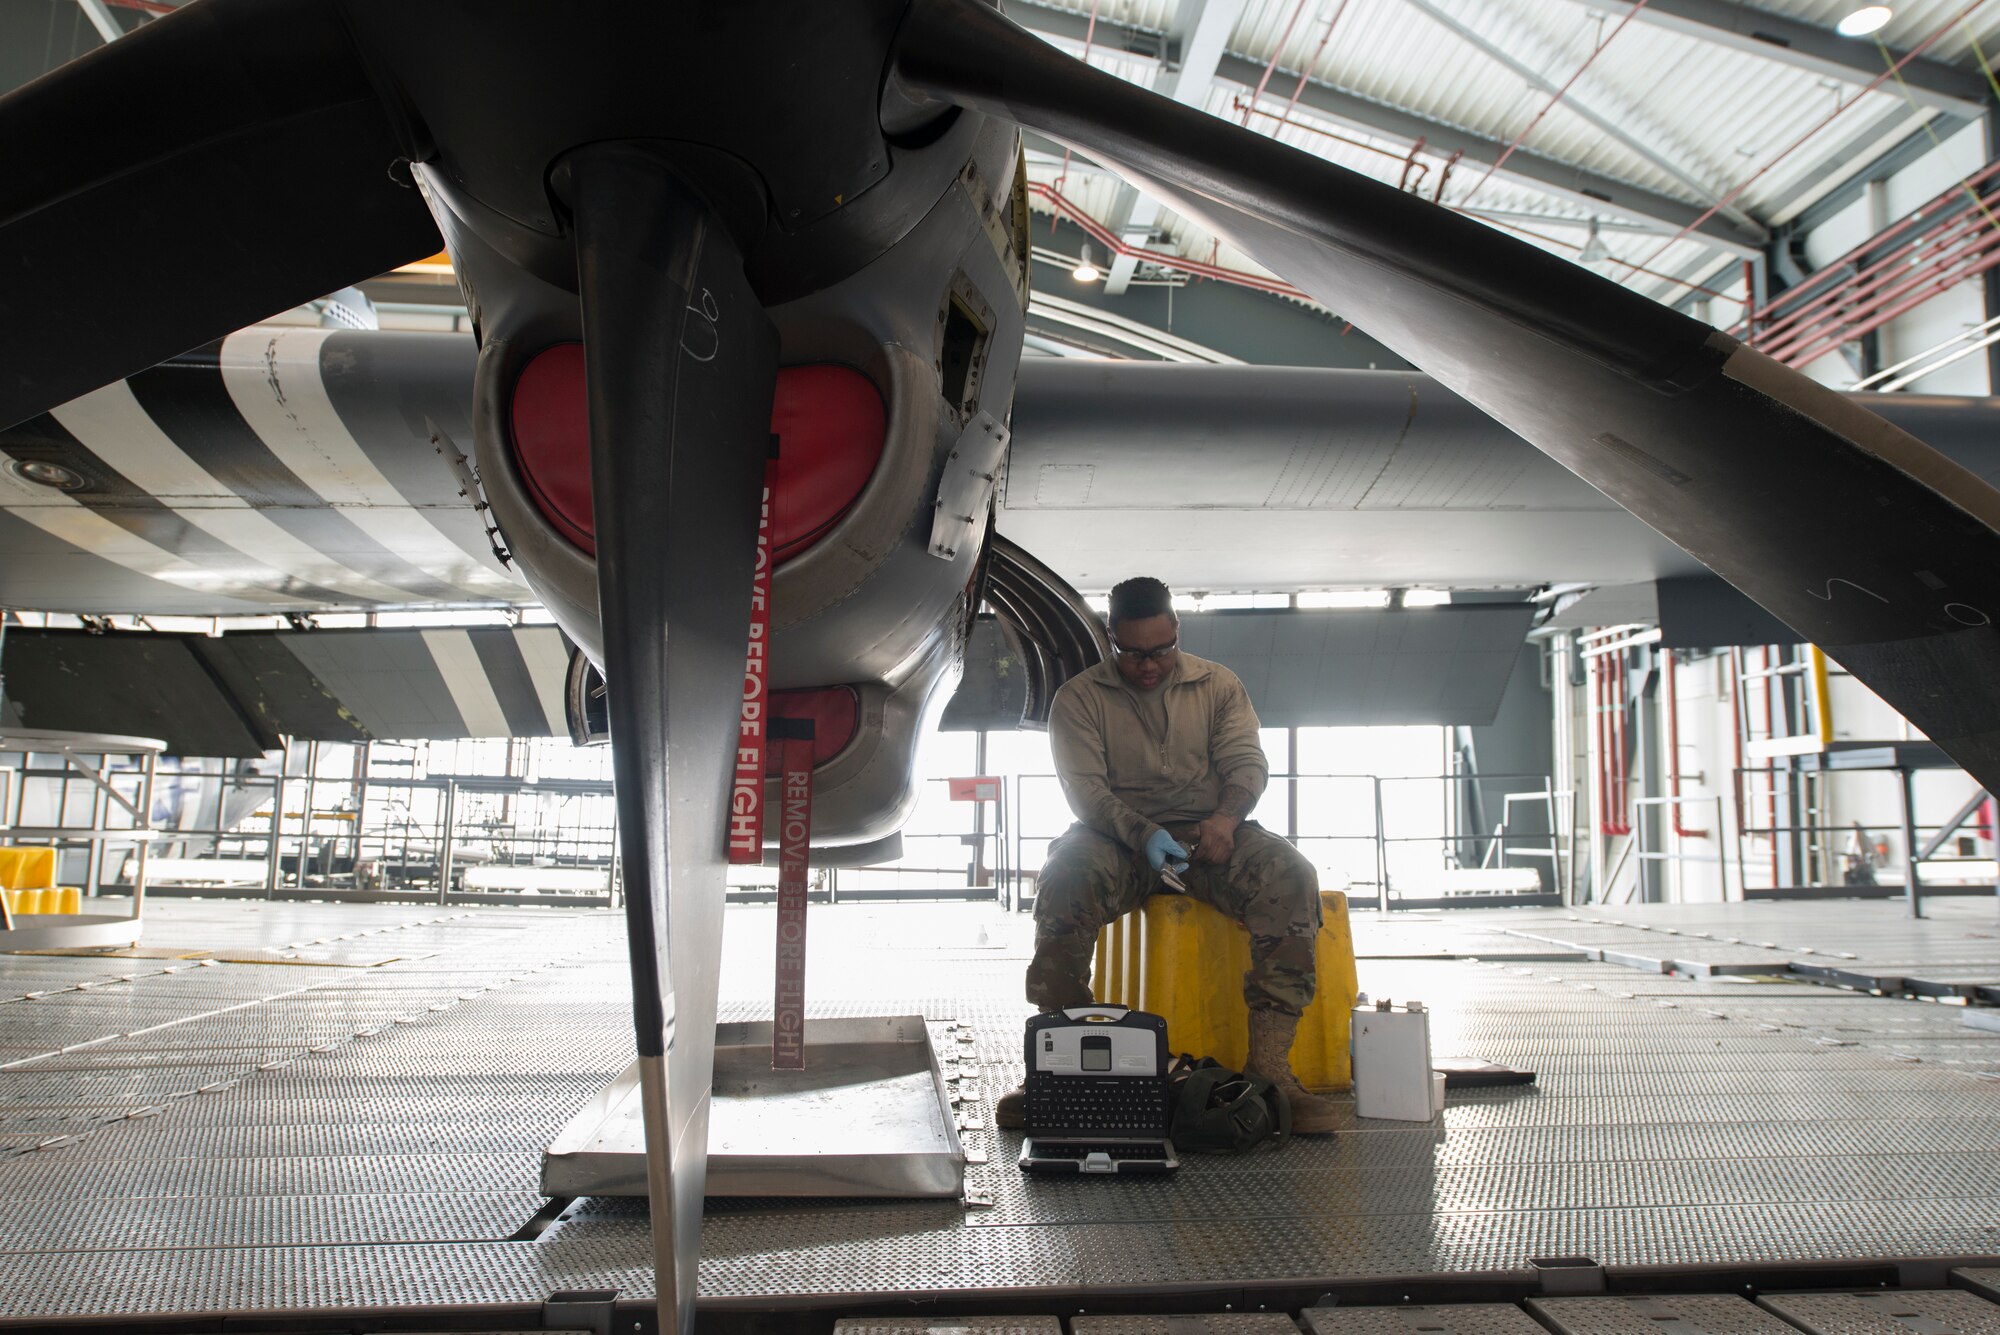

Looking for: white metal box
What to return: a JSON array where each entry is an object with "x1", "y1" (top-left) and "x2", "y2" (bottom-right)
[{"x1": 1351, "y1": 1001, "x2": 1437, "y2": 1122}]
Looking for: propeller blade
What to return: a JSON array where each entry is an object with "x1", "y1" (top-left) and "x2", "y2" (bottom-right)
[
  {"x1": 565, "y1": 143, "x2": 778, "y2": 1335},
  {"x1": 898, "y1": 0, "x2": 2000, "y2": 791},
  {"x1": 0, "y1": 0, "x2": 441, "y2": 431}
]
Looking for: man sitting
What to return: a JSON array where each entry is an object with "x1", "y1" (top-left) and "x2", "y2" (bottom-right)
[{"x1": 997, "y1": 576, "x2": 1338, "y2": 1135}]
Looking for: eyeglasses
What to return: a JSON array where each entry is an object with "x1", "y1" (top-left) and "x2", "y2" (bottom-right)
[{"x1": 1113, "y1": 638, "x2": 1179, "y2": 663}]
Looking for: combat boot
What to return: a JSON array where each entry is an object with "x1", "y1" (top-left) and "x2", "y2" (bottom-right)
[
  {"x1": 996, "y1": 1083, "x2": 1027, "y2": 1129},
  {"x1": 1245, "y1": 1007, "x2": 1341, "y2": 1135}
]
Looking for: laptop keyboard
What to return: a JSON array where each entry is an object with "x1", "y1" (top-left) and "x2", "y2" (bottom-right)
[{"x1": 1026, "y1": 1078, "x2": 1167, "y2": 1135}]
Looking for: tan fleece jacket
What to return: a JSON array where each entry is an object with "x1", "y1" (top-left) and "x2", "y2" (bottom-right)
[{"x1": 1048, "y1": 652, "x2": 1269, "y2": 852}]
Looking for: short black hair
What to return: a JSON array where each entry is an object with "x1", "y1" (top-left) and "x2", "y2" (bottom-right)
[{"x1": 1108, "y1": 576, "x2": 1175, "y2": 627}]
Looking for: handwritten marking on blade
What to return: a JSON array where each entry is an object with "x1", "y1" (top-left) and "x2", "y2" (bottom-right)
[
  {"x1": 683, "y1": 288, "x2": 720, "y2": 362},
  {"x1": 1806, "y1": 578, "x2": 1889, "y2": 604}
]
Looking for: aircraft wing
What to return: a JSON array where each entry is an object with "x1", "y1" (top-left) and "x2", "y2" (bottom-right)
[
  {"x1": 0, "y1": 328, "x2": 521, "y2": 614},
  {"x1": 14, "y1": 332, "x2": 2000, "y2": 633},
  {"x1": 896, "y1": 0, "x2": 2000, "y2": 795},
  {"x1": 1004, "y1": 361, "x2": 2000, "y2": 599}
]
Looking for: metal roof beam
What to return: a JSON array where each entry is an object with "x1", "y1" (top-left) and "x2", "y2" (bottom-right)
[
  {"x1": 1009, "y1": 0, "x2": 1767, "y2": 256},
  {"x1": 1010, "y1": 1, "x2": 1171, "y2": 67},
  {"x1": 1105, "y1": 0, "x2": 1247, "y2": 294},
  {"x1": 1211, "y1": 50, "x2": 1766, "y2": 254},
  {"x1": 1563, "y1": 0, "x2": 1987, "y2": 120},
  {"x1": 1769, "y1": 105, "x2": 1966, "y2": 230},
  {"x1": 75, "y1": 0, "x2": 122, "y2": 43},
  {"x1": 1399, "y1": 0, "x2": 1767, "y2": 243}
]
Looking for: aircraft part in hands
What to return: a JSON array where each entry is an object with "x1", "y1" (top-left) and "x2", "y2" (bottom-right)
[
  {"x1": 565, "y1": 142, "x2": 779, "y2": 1335},
  {"x1": 894, "y1": 0, "x2": 2000, "y2": 795},
  {"x1": 509, "y1": 344, "x2": 885, "y2": 561}
]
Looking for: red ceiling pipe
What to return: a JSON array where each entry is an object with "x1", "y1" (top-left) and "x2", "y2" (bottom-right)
[
  {"x1": 1753, "y1": 218, "x2": 2000, "y2": 359},
  {"x1": 1752, "y1": 194, "x2": 2000, "y2": 352},
  {"x1": 1662, "y1": 648, "x2": 1708, "y2": 838},
  {"x1": 1764, "y1": 214, "x2": 2000, "y2": 346},
  {"x1": 1276, "y1": 0, "x2": 1353, "y2": 127},
  {"x1": 1616, "y1": 655, "x2": 1632, "y2": 835},
  {"x1": 1233, "y1": 99, "x2": 1421, "y2": 165},
  {"x1": 1774, "y1": 249, "x2": 2000, "y2": 371},
  {"x1": 1242, "y1": 0, "x2": 1314, "y2": 126},
  {"x1": 1736, "y1": 161, "x2": 2000, "y2": 339},
  {"x1": 1762, "y1": 645, "x2": 1780, "y2": 889},
  {"x1": 1050, "y1": 0, "x2": 1105, "y2": 202},
  {"x1": 1230, "y1": 99, "x2": 1732, "y2": 299},
  {"x1": 1458, "y1": 0, "x2": 1654, "y2": 210},
  {"x1": 1592, "y1": 651, "x2": 1616, "y2": 837},
  {"x1": 1593, "y1": 648, "x2": 1632, "y2": 838},
  {"x1": 1742, "y1": 260, "x2": 1758, "y2": 347},
  {"x1": 1728, "y1": 647, "x2": 1748, "y2": 897},
  {"x1": 1029, "y1": 183, "x2": 1314, "y2": 300},
  {"x1": 1754, "y1": 205, "x2": 2000, "y2": 348},
  {"x1": 1768, "y1": 232, "x2": 2000, "y2": 368},
  {"x1": 1752, "y1": 193, "x2": 2000, "y2": 341},
  {"x1": 1639, "y1": 0, "x2": 1988, "y2": 271}
]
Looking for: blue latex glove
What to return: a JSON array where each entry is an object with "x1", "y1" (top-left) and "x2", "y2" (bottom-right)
[{"x1": 1144, "y1": 828, "x2": 1190, "y2": 874}]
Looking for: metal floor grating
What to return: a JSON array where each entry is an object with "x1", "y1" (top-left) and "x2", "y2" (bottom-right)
[
  {"x1": 0, "y1": 899, "x2": 1996, "y2": 1320},
  {"x1": 1302, "y1": 1306, "x2": 1552, "y2": 1335},
  {"x1": 1761, "y1": 1290, "x2": 2000, "y2": 1335},
  {"x1": 1530, "y1": 1296, "x2": 1801, "y2": 1335}
]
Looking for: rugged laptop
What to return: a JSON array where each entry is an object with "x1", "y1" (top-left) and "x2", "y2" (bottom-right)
[{"x1": 1018, "y1": 1004, "x2": 1179, "y2": 1175}]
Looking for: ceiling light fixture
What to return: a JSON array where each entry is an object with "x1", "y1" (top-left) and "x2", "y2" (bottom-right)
[
  {"x1": 1836, "y1": 6, "x2": 1893, "y2": 37},
  {"x1": 1578, "y1": 217, "x2": 1611, "y2": 266},
  {"x1": 1072, "y1": 243, "x2": 1102, "y2": 283}
]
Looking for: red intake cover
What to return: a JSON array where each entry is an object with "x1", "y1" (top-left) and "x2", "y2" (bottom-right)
[
  {"x1": 509, "y1": 345, "x2": 885, "y2": 560},
  {"x1": 764, "y1": 687, "x2": 859, "y2": 774}
]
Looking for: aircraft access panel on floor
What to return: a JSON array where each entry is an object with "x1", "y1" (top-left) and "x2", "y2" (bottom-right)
[{"x1": 0, "y1": 898, "x2": 1998, "y2": 1328}]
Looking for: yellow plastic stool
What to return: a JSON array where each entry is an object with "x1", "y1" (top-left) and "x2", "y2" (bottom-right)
[
  {"x1": 57, "y1": 887, "x2": 81, "y2": 915},
  {"x1": 0, "y1": 847, "x2": 56, "y2": 893},
  {"x1": 1092, "y1": 889, "x2": 1359, "y2": 1090}
]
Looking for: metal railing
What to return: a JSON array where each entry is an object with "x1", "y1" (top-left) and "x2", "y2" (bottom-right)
[
  {"x1": 1005, "y1": 770, "x2": 1568, "y2": 912},
  {"x1": 140, "y1": 746, "x2": 622, "y2": 907},
  {"x1": 1633, "y1": 793, "x2": 1729, "y2": 902},
  {"x1": 824, "y1": 776, "x2": 1012, "y2": 904}
]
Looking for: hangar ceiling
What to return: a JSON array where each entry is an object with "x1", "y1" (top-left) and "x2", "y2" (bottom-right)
[{"x1": 1009, "y1": 0, "x2": 2000, "y2": 320}]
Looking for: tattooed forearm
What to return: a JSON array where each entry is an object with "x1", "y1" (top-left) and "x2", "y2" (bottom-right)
[{"x1": 1214, "y1": 784, "x2": 1255, "y2": 822}]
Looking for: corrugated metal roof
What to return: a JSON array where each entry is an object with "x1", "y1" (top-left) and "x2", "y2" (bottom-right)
[
  {"x1": 1010, "y1": 0, "x2": 2000, "y2": 323},
  {"x1": 1755, "y1": 0, "x2": 2000, "y2": 61}
]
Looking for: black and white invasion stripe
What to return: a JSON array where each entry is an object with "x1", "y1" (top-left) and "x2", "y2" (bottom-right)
[{"x1": 0, "y1": 326, "x2": 527, "y2": 614}]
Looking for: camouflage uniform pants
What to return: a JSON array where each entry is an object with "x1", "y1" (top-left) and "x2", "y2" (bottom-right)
[{"x1": 1026, "y1": 820, "x2": 1321, "y2": 1015}]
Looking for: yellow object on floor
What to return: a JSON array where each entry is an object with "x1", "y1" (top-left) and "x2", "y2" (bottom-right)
[
  {"x1": 1, "y1": 884, "x2": 82, "y2": 917},
  {"x1": 1092, "y1": 889, "x2": 1360, "y2": 1089},
  {"x1": 1, "y1": 847, "x2": 56, "y2": 892}
]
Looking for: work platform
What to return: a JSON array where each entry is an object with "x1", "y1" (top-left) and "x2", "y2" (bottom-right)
[{"x1": 1, "y1": 896, "x2": 1999, "y2": 1328}]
